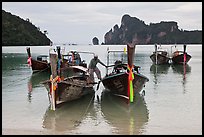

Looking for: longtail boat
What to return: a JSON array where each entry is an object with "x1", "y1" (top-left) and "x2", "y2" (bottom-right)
[
  {"x1": 171, "y1": 44, "x2": 191, "y2": 64},
  {"x1": 42, "y1": 46, "x2": 94, "y2": 110},
  {"x1": 150, "y1": 44, "x2": 170, "y2": 64},
  {"x1": 26, "y1": 47, "x2": 51, "y2": 73},
  {"x1": 26, "y1": 47, "x2": 92, "y2": 73},
  {"x1": 101, "y1": 44, "x2": 149, "y2": 103}
]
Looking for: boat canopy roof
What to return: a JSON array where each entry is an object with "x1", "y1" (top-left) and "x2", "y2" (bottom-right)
[
  {"x1": 37, "y1": 55, "x2": 49, "y2": 58},
  {"x1": 173, "y1": 50, "x2": 184, "y2": 53}
]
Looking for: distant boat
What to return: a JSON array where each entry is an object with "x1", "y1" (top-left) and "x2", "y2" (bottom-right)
[
  {"x1": 171, "y1": 44, "x2": 191, "y2": 64},
  {"x1": 26, "y1": 47, "x2": 51, "y2": 73},
  {"x1": 42, "y1": 46, "x2": 95, "y2": 110},
  {"x1": 101, "y1": 44, "x2": 149, "y2": 103},
  {"x1": 150, "y1": 44, "x2": 170, "y2": 65}
]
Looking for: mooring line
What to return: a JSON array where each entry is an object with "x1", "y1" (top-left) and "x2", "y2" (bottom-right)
[
  {"x1": 3, "y1": 66, "x2": 50, "y2": 88},
  {"x1": 74, "y1": 93, "x2": 95, "y2": 127}
]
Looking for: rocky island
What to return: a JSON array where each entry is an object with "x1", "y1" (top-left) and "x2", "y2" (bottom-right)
[{"x1": 102, "y1": 14, "x2": 202, "y2": 45}]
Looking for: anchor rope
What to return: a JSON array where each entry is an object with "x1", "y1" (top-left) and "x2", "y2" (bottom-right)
[
  {"x1": 74, "y1": 93, "x2": 95, "y2": 127},
  {"x1": 3, "y1": 65, "x2": 50, "y2": 88}
]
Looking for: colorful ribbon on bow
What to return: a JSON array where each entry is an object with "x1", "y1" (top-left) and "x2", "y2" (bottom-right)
[
  {"x1": 183, "y1": 53, "x2": 186, "y2": 64},
  {"x1": 27, "y1": 57, "x2": 32, "y2": 66},
  {"x1": 127, "y1": 64, "x2": 134, "y2": 102}
]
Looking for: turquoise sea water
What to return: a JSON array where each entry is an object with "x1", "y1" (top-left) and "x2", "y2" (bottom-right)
[{"x1": 2, "y1": 44, "x2": 202, "y2": 135}]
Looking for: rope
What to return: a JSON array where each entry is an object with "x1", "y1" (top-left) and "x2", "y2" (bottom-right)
[
  {"x1": 3, "y1": 65, "x2": 50, "y2": 88},
  {"x1": 74, "y1": 93, "x2": 95, "y2": 127},
  {"x1": 3, "y1": 74, "x2": 30, "y2": 88}
]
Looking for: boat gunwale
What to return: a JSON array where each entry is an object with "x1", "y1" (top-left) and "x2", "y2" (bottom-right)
[{"x1": 102, "y1": 71, "x2": 149, "y2": 82}]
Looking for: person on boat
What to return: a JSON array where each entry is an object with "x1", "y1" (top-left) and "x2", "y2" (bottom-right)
[
  {"x1": 113, "y1": 60, "x2": 123, "y2": 74},
  {"x1": 88, "y1": 54, "x2": 106, "y2": 83},
  {"x1": 174, "y1": 50, "x2": 179, "y2": 57},
  {"x1": 70, "y1": 51, "x2": 82, "y2": 65}
]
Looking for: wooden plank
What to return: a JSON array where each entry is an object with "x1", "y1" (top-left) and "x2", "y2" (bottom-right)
[
  {"x1": 26, "y1": 47, "x2": 31, "y2": 57},
  {"x1": 127, "y1": 43, "x2": 135, "y2": 67},
  {"x1": 49, "y1": 53, "x2": 57, "y2": 78},
  {"x1": 69, "y1": 65, "x2": 88, "y2": 72}
]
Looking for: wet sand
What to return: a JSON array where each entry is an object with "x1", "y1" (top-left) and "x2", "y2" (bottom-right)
[
  {"x1": 2, "y1": 128, "x2": 74, "y2": 135},
  {"x1": 2, "y1": 128, "x2": 47, "y2": 135},
  {"x1": 2, "y1": 128, "x2": 106, "y2": 135}
]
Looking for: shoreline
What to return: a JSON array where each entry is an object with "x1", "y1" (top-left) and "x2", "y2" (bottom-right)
[
  {"x1": 2, "y1": 128, "x2": 47, "y2": 135},
  {"x1": 2, "y1": 128, "x2": 77, "y2": 135},
  {"x1": 1, "y1": 128, "x2": 65, "y2": 135}
]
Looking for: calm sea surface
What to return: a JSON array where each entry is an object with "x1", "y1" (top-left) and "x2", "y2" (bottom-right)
[{"x1": 2, "y1": 45, "x2": 202, "y2": 135}]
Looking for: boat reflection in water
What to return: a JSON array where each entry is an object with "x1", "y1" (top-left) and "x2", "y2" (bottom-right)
[
  {"x1": 171, "y1": 63, "x2": 191, "y2": 75},
  {"x1": 42, "y1": 93, "x2": 95, "y2": 133},
  {"x1": 150, "y1": 64, "x2": 171, "y2": 85},
  {"x1": 171, "y1": 64, "x2": 191, "y2": 93},
  {"x1": 150, "y1": 64, "x2": 171, "y2": 74},
  {"x1": 27, "y1": 71, "x2": 50, "y2": 102},
  {"x1": 100, "y1": 91, "x2": 149, "y2": 135}
]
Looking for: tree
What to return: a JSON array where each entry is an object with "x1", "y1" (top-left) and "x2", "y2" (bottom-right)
[{"x1": 44, "y1": 30, "x2": 48, "y2": 35}]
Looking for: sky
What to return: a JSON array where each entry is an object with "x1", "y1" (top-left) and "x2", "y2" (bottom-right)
[{"x1": 2, "y1": 2, "x2": 202, "y2": 45}]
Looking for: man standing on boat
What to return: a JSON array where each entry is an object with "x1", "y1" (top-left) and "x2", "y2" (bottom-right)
[{"x1": 88, "y1": 54, "x2": 106, "y2": 83}]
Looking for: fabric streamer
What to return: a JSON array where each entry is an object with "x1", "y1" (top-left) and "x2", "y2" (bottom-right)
[
  {"x1": 127, "y1": 65, "x2": 134, "y2": 102},
  {"x1": 27, "y1": 57, "x2": 32, "y2": 66},
  {"x1": 184, "y1": 53, "x2": 186, "y2": 63}
]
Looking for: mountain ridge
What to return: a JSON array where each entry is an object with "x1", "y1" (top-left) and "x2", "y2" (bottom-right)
[
  {"x1": 2, "y1": 10, "x2": 51, "y2": 46},
  {"x1": 102, "y1": 14, "x2": 202, "y2": 45}
]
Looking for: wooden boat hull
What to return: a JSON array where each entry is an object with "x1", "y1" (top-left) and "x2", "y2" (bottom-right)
[
  {"x1": 26, "y1": 47, "x2": 50, "y2": 72},
  {"x1": 31, "y1": 59, "x2": 51, "y2": 72},
  {"x1": 172, "y1": 54, "x2": 191, "y2": 64},
  {"x1": 101, "y1": 72, "x2": 149, "y2": 98},
  {"x1": 150, "y1": 53, "x2": 170, "y2": 64},
  {"x1": 42, "y1": 76, "x2": 94, "y2": 107}
]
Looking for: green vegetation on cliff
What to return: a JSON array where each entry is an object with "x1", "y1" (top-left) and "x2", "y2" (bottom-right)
[
  {"x1": 104, "y1": 14, "x2": 202, "y2": 45},
  {"x1": 2, "y1": 10, "x2": 51, "y2": 46}
]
